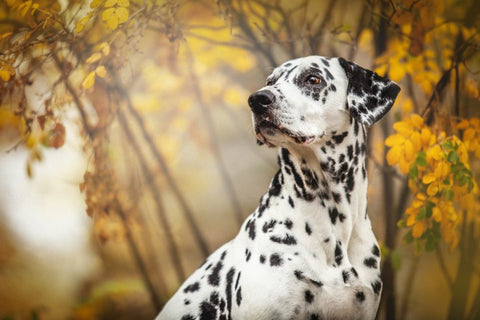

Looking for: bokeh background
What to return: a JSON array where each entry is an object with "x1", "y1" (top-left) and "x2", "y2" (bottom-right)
[{"x1": 0, "y1": 0, "x2": 479, "y2": 319}]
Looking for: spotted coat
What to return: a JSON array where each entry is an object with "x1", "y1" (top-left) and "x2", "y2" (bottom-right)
[{"x1": 156, "y1": 56, "x2": 400, "y2": 320}]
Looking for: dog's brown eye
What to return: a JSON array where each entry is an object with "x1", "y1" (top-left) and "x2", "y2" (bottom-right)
[{"x1": 306, "y1": 75, "x2": 320, "y2": 85}]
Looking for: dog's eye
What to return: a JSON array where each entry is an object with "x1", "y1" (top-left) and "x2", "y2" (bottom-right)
[{"x1": 306, "y1": 75, "x2": 320, "y2": 85}]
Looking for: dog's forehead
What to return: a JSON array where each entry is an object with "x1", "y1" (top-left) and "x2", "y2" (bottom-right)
[{"x1": 267, "y1": 56, "x2": 337, "y2": 82}]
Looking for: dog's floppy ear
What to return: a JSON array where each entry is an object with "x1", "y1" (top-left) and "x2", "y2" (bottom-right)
[{"x1": 338, "y1": 57, "x2": 400, "y2": 126}]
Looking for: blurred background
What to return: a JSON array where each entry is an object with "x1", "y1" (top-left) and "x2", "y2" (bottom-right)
[{"x1": 0, "y1": 0, "x2": 479, "y2": 319}]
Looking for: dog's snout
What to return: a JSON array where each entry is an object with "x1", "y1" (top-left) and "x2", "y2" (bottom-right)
[{"x1": 248, "y1": 90, "x2": 275, "y2": 114}]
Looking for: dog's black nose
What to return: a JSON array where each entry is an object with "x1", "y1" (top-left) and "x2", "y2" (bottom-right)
[{"x1": 248, "y1": 90, "x2": 275, "y2": 114}]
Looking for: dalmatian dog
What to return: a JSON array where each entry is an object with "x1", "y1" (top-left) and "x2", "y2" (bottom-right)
[{"x1": 156, "y1": 55, "x2": 400, "y2": 320}]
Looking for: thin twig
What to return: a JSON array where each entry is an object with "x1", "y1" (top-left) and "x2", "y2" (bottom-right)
[{"x1": 184, "y1": 45, "x2": 245, "y2": 227}]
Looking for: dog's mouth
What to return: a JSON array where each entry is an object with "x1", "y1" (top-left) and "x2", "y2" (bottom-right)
[{"x1": 254, "y1": 117, "x2": 316, "y2": 147}]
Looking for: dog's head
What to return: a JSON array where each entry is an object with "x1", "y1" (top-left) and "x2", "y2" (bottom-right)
[{"x1": 248, "y1": 56, "x2": 400, "y2": 147}]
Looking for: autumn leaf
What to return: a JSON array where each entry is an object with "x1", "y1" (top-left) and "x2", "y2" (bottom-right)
[
  {"x1": 96, "y1": 65, "x2": 107, "y2": 78},
  {"x1": 82, "y1": 71, "x2": 96, "y2": 89}
]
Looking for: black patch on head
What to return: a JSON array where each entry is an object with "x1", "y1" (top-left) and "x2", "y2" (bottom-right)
[
  {"x1": 364, "y1": 257, "x2": 378, "y2": 269},
  {"x1": 338, "y1": 57, "x2": 400, "y2": 126},
  {"x1": 305, "y1": 290, "x2": 315, "y2": 303},
  {"x1": 270, "y1": 253, "x2": 283, "y2": 266},
  {"x1": 285, "y1": 65, "x2": 298, "y2": 80},
  {"x1": 208, "y1": 261, "x2": 223, "y2": 286},
  {"x1": 184, "y1": 282, "x2": 200, "y2": 293},
  {"x1": 184, "y1": 299, "x2": 190, "y2": 305},
  {"x1": 356, "y1": 291, "x2": 366, "y2": 302},
  {"x1": 305, "y1": 222, "x2": 312, "y2": 235},
  {"x1": 321, "y1": 58, "x2": 330, "y2": 66},
  {"x1": 199, "y1": 301, "x2": 217, "y2": 320}
]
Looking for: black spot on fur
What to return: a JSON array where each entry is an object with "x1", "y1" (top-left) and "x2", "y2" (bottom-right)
[
  {"x1": 220, "y1": 250, "x2": 227, "y2": 260},
  {"x1": 246, "y1": 219, "x2": 256, "y2": 240},
  {"x1": 269, "y1": 171, "x2": 283, "y2": 197},
  {"x1": 284, "y1": 218, "x2": 293, "y2": 229},
  {"x1": 184, "y1": 299, "x2": 190, "y2": 305},
  {"x1": 305, "y1": 290, "x2": 314, "y2": 303},
  {"x1": 210, "y1": 291, "x2": 219, "y2": 305},
  {"x1": 225, "y1": 267, "x2": 236, "y2": 314},
  {"x1": 236, "y1": 287, "x2": 242, "y2": 306},
  {"x1": 310, "y1": 279, "x2": 323, "y2": 287},
  {"x1": 259, "y1": 255, "x2": 266, "y2": 264},
  {"x1": 372, "y1": 244, "x2": 380, "y2": 257},
  {"x1": 294, "y1": 270, "x2": 304, "y2": 280},
  {"x1": 305, "y1": 222, "x2": 312, "y2": 235},
  {"x1": 208, "y1": 261, "x2": 223, "y2": 286},
  {"x1": 364, "y1": 257, "x2": 378, "y2": 268},
  {"x1": 342, "y1": 270, "x2": 349, "y2": 283},
  {"x1": 332, "y1": 131, "x2": 348, "y2": 144},
  {"x1": 335, "y1": 242, "x2": 343, "y2": 265},
  {"x1": 372, "y1": 280, "x2": 382, "y2": 295},
  {"x1": 262, "y1": 220, "x2": 277, "y2": 233},
  {"x1": 199, "y1": 301, "x2": 217, "y2": 320},
  {"x1": 184, "y1": 282, "x2": 200, "y2": 293},
  {"x1": 235, "y1": 272, "x2": 241, "y2": 290},
  {"x1": 270, "y1": 234, "x2": 297, "y2": 245},
  {"x1": 181, "y1": 315, "x2": 195, "y2": 320},
  {"x1": 351, "y1": 267, "x2": 358, "y2": 278},
  {"x1": 356, "y1": 291, "x2": 366, "y2": 302},
  {"x1": 310, "y1": 314, "x2": 320, "y2": 320},
  {"x1": 288, "y1": 196, "x2": 295, "y2": 208},
  {"x1": 270, "y1": 253, "x2": 283, "y2": 266}
]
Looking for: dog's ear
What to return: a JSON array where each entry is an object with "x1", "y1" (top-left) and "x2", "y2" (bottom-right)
[{"x1": 338, "y1": 57, "x2": 400, "y2": 126}]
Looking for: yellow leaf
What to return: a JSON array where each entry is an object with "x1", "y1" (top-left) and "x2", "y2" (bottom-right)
[
  {"x1": 422, "y1": 173, "x2": 436, "y2": 185},
  {"x1": 404, "y1": 139, "x2": 414, "y2": 162},
  {"x1": 102, "y1": 7, "x2": 115, "y2": 20},
  {"x1": 82, "y1": 71, "x2": 96, "y2": 89},
  {"x1": 393, "y1": 121, "x2": 413, "y2": 137},
  {"x1": 399, "y1": 157, "x2": 410, "y2": 174},
  {"x1": 0, "y1": 69, "x2": 10, "y2": 81},
  {"x1": 90, "y1": 0, "x2": 102, "y2": 8},
  {"x1": 18, "y1": 1, "x2": 32, "y2": 17},
  {"x1": 385, "y1": 134, "x2": 405, "y2": 147},
  {"x1": 104, "y1": 0, "x2": 117, "y2": 7},
  {"x1": 411, "y1": 131, "x2": 421, "y2": 152},
  {"x1": 117, "y1": 0, "x2": 129, "y2": 6},
  {"x1": 420, "y1": 128, "x2": 432, "y2": 146},
  {"x1": 386, "y1": 145, "x2": 402, "y2": 165},
  {"x1": 86, "y1": 52, "x2": 102, "y2": 64},
  {"x1": 410, "y1": 114, "x2": 424, "y2": 128},
  {"x1": 116, "y1": 7, "x2": 129, "y2": 23},
  {"x1": 100, "y1": 42, "x2": 110, "y2": 56},
  {"x1": 95, "y1": 65, "x2": 107, "y2": 78},
  {"x1": 412, "y1": 221, "x2": 426, "y2": 238},
  {"x1": 426, "y1": 183, "x2": 439, "y2": 196},
  {"x1": 76, "y1": 16, "x2": 90, "y2": 33}
]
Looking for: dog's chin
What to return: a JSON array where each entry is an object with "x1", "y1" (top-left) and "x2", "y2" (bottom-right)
[{"x1": 254, "y1": 120, "x2": 317, "y2": 148}]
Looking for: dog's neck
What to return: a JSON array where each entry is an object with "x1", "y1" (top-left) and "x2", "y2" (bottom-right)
[{"x1": 272, "y1": 118, "x2": 368, "y2": 243}]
